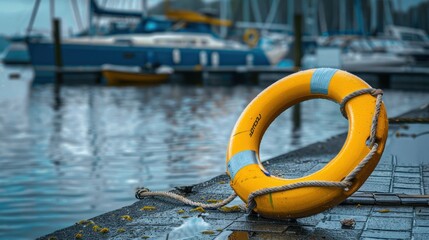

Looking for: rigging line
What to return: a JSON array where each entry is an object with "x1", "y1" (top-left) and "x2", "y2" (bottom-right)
[
  {"x1": 50, "y1": 0, "x2": 55, "y2": 20},
  {"x1": 71, "y1": 0, "x2": 84, "y2": 31},
  {"x1": 264, "y1": 0, "x2": 280, "y2": 29},
  {"x1": 250, "y1": 0, "x2": 262, "y2": 23},
  {"x1": 318, "y1": 1, "x2": 327, "y2": 35},
  {"x1": 384, "y1": 0, "x2": 394, "y2": 26},
  {"x1": 26, "y1": 0, "x2": 42, "y2": 36},
  {"x1": 370, "y1": 0, "x2": 377, "y2": 33}
]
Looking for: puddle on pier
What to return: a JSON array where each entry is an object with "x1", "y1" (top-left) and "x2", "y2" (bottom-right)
[
  {"x1": 386, "y1": 124, "x2": 429, "y2": 166},
  {"x1": 216, "y1": 231, "x2": 250, "y2": 239}
]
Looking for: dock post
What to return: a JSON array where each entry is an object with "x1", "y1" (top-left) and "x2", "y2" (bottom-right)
[
  {"x1": 53, "y1": 18, "x2": 63, "y2": 110},
  {"x1": 292, "y1": 14, "x2": 303, "y2": 130},
  {"x1": 53, "y1": 18, "x2": 63, "y2": 83}
]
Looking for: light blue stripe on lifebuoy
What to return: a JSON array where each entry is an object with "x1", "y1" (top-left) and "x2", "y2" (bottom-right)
[
  {"x1": 227, "y1": 150, "x2": 259, "y2": 180},
  {"x1": 310, "y1": 68, "x2": 338, "y2": 95}
]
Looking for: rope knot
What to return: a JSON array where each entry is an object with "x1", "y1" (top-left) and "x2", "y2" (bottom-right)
[
  {"x1": 371, "y1": 89, "x2": 383, "y2": 96},
  {"x1": 246, "y1": 201, "x2": 256, "y2": 214},
  {"x1": 246, "y1": 193, "x2": 258, "y2": 213},
  {"x1": 135, "y1": 187, "x2": 151, "y2": 199},
  {"x1": 340, "y1": 179, "x2": 353, "y2": 188}
]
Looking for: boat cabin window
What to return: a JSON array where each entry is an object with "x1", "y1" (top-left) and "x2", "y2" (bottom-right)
[
  {"x1": 145, "y1": 22, "x2": 158, "y2": 32},
  {"x1": 371, "y1": 39, "x2": 403, "y2": 48},
  {"x1": 400, "y1": 32, "x2": 427, "y2": 43},
  {"x1": 329, "y1": 38, "x2": 346, "y2": 47},
  {"x1": 155, "y1": 39, "x2": 184, "y2": 46},
  {"x1": 349, "y1": 39, "x2": 372, "y2": 52},
  {"x1": 142, "y1": 19, "x2": 172, "y2": 33},
  {"x1": 188, "y1": 39, "x2": 197, "y2": 45},
  {"x1": 153, "y1": 37, "x2": 200, "y2": 47},
  {"x1": 114, "y1": 39, "x2": 133, "y2": 45}
]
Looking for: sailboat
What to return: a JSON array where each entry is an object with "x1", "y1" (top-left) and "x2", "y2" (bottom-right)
[
  {"x1": 302, "y1": 36, "x2": 411, "y2": 69},
  {"x1": 27, "y1": 0, "x2": 288, "y2": 72}
]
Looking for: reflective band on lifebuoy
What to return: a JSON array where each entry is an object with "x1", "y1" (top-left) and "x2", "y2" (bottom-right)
[
  {"x1": 243, "y1": 28, "x2": 259, "y2": 47},
  {"x1": 226, "y1": 68, "x2": 388, "y2": 219}
]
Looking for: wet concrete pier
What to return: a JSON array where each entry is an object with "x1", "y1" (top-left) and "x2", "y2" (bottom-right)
[{"x1": 39, "y1": 104, "x2": 429, "y2": 240}]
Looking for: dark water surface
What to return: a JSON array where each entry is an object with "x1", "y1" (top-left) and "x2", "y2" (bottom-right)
[{"x1": 1, "y1": 66, "x2": 429, "y2": 239}]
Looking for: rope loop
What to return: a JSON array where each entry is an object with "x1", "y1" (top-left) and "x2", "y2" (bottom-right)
[{"x1": 340, "y1": 88, "x2": 383, "y2": 119}]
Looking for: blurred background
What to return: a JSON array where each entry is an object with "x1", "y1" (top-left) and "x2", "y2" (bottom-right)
[{"x1": 1, "y1": 0, "x2": 429, "y2": 239}]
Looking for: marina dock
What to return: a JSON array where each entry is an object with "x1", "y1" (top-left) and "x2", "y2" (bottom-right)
[
  {"x1": 34, "y1": 65, "x2": 429, "y2": 90},
  {"x1": 38, "y1": 104, "x2": 429, "y2": 240}
]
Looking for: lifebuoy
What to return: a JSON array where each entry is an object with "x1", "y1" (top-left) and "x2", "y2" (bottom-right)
[
  {"x1": 243, "y1": 28, "x2": 259, "y2": 47},
  {"x1": 226, "y1": 68, "x2": 388, "y2": 219}
]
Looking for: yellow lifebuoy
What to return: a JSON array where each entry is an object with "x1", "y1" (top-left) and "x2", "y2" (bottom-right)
[
  {"x1": 226, "y1": 68, "x2": 388, "y2": 219},
  {"x1": 243, "y1": 28, "x2": 259, "y2": 47}
]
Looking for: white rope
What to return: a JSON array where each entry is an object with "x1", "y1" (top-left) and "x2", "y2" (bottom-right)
[
  {"x1": 135, "y1": 188, "x2": 237, "y2": 209},
  {"x1": 135, "y1": 88, "x2": 384, "y2": 214}
]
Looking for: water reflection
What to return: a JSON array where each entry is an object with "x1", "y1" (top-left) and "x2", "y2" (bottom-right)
[
  {"x1": 387, "y1": 124, "x2": 429, "y2": 166},
  {"x1": 0, "y1": 75, "x2": 429, "y2": 239}
]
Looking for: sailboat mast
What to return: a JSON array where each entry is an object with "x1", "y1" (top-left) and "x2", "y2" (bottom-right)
[
  {"x1": 71, "y1": 0, "x2": 84, "y2": 32},
  {"x1": 339, "y1": 0, "x2": 346, "y2": 32},
  {"x1": 50, "y1": 0, "x2": 55, "y2": 20},
  {"x1": 220, "y1": 0, "x2": 228, "y2": 38},
  {"x1": 354, "y1": 0, "x2": 365, "y2": 35},
  {"x1": 141, "y1": 0, "x2": 147, "y2": 18},
  {"x1": 88, "y1": 0, "x2": 94, "y2": 36},
  {"x1": 384, "y1": 0, "x2": 394, "y2": 27}
]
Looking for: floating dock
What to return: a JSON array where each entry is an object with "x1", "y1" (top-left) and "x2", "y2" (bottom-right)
[
  {"x1": 38, "y1": 104, "x2": 429, "y2": 240},
  {"x1": 33, "y1": 65, "x2": 429, "y2": 90}
]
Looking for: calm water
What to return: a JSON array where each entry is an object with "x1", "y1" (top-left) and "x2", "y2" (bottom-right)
[{"x1": 1, "y1": 66, "x2": 429, "y2": 239}]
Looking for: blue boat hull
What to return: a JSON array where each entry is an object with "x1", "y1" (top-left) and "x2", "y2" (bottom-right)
[{"x1": 28, "y1": 42, "x2": 271, "y2": 67}]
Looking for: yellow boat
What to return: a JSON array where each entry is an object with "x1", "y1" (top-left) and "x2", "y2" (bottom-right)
[{"x1": 102, "y1": 64, "x2": 172, "y2": 86}]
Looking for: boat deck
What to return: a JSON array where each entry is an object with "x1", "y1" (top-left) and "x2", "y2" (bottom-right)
[{"x1": 38, "y1": 104, "x2": 429, "y2": 240}]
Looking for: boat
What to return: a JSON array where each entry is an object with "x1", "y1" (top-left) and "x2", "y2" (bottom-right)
[
  {"x1": 381, "y1": 26, "x2": 429, "y2": 65},
  {"x1": 302, "y1": 36, "x2": 412, "y2": 69},
  {"x1": 27, "y1": 0, "x2": 288, "y2": 75},
  {"x1": 29, "y1": 30, "x2": 280, "y2": 67},
  {"x1": 369, "y1": 36, "x2": 429, "y2": 64},
  {"x1": 102, "y1": 64, "x2": 173, "y2": 85},
  {"x1": 385, "y1": 25, "x2": 429, "y2": 49},
  {"x1": 2, "y1": 37, "x2": 31, "y2": 65}
]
